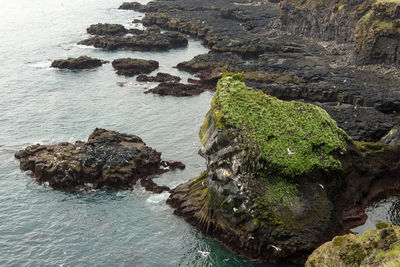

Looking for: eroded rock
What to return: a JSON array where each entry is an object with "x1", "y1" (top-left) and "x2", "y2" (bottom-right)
[
  {"x1": 87, "y1": 23, "x2": 128, "y2": 36},
  {"x1": 144, "y1": 82, "x2": 209, "y2": 96},
  {"x1": 14, "y1": 128, "x2": 184, "y2": 191},
  {"x1": 136, "y1": 72, "x2": 181, "y2": 83}
]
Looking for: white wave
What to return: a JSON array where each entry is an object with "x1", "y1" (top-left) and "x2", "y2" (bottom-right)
[
  {"x1": 26, "y1": 60, "x2": 52, "y2": 69},
  {"x1": 146, "y1": 192, "x2": 170, "y2": 203}
]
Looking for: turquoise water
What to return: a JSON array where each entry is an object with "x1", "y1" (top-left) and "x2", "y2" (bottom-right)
[{"x1": 0, "y1": 0, "x2": 297, "y2": 266}]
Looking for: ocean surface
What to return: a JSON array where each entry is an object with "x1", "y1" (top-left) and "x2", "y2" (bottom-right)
[{"x1": 0, "y1": 0, "x2": 398, "y2": 266}]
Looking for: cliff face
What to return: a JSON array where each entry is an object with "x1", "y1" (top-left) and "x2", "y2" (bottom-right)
[
  {"x1": 167, "y1": 75, "x2": 400, "y2": 264},
  {"x1": 306, "y1": 222, "x2": 400, "y2": 266},
  {"x1": 280, "y1": 0, "x2": 400, "y2": 65}
]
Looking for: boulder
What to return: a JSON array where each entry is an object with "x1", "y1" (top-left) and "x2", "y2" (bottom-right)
[
  {"x1": 136, "y1": 72, "x2": 181, "y2": 83},
  {"x1": 167, "y1": 74, "x2": 400, "y2": 264},
  {"x1": 51, "y1": 56, "x2": 107, "y2": 70},
  {"x1": 306, "y1": 222, "x2": 400, "y2": 266},
  {"x1": 78, "y1": 30, "x2": 188, "y2": 51},
  {"x1": 14, "y1": 128, "x2": 184, "y2": 191},
  {"x1": 87, "y1": 23, "x2": 128, "y2": 36},
  {"x1": 144, "y1": 82, "x2": 208, "y2": 97},
  {"x1": 112, "y1": 58, "x2": 159, "y2": 76}
]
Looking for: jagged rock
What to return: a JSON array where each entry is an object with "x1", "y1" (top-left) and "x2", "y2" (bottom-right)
[
  {"x1": 78, "y1": 31, "x2": 188, "y2": 51},
  {"x1": 380, "y1": 125, "x2": 400, "y2": 145},
  {"x1": 51, "y1": 56, "x2": 107, "y2": 70},
  {"x1": 144, "y1": 82, "x2": 209, "y2": 96},
  {"x1": 128, "y1": 28, "x2": 144, "y2": 35},
  {"x1": 141, "y1": 178, "x2": 170, "y2": 193},
  {"x1": 112, "y1": 58, "x2": 159, "y2": 76},
  {"x1": 118, "y1": 2, "x2": 149, "y2": 12},
  {"x1": 87, "y1": 23, "x2": 128, "y2": 36},
  {"x1": 167, "y1": 74, "x2": 400, "y2": 264},
  {"x1": 136, "y1": 72, "x2": 181, "y2": 83},
  {"x1": 306, "y1": 222, "x2": 400, "y2": 266},
  {"x1": 14, "y1": 128, "x2": 184, "y2": 191}
]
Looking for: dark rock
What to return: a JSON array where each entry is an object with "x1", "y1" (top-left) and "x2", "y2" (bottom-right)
[
  {"x1": 128, "y1": 28, "x2": 144, "y2": 35},
  {"x1": 112, "y1": 58, "x2": 159, "y2": 76},
  {"x1": 140, "y1": 178, "x2": 170, "y2": 193},
  {"x1": 87, "y1": 23, "x2": 127, "y2": 36},
  {"x1": 14, "y1": 128, "x2": 183, "y2": 191},
  {"x1": 136, "y1": 72, "x2": 181, "y2": 83},
  {"x1": 144, "y1": 82, "x2": 209, "y2": 97},
  {"x1": 315, "y1": 102, "x2": 396, "y2": 142},
  {"x1": 78, "y1": 31, "x2": 188, "y2": 51},
  {"x1": 119, "y1": 2, "x2": 148, "y2": 12},
  {"x1": 51, "y1": 56, "x2": 107, "y2": 70}
]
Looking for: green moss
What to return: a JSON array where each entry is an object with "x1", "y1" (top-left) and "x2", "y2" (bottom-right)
[
  {"x1": 333, "y1": 236, "x2": 346, "y2": 247},
  {"x1": 211, "y1": 74, "x2": 350, "y2": 178},
  {"x1": 376, "y1": 221, "x2": 391, "y2": 230}
]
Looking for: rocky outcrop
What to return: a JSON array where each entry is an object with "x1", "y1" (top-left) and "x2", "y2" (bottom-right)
[
  {"x1": 136, "y1": 72, "x2": 181, "y2": 83},
  {"x1": 87, "y1": 23, "x2": 128, "y2": 36},
  {"x1": 167, "y1": 74, "x2": 400, "y2": 264},
  {"x1": 306, "y1": 222, "x2": 400, "y2": 266},
  {"x1": 112, "y1": 58, "x2": 159, "y2": 76},
  {"x1": 78, "y1": 30, "x2": 188, "y2": 51},
  {"x1": 14, "y1": 128, "x2": 184, "y2": 191},
  {"x1": 51, "y1": 56, "x2": 107, "y2": 70},
  {"x1": 118, "y1": 2, "x2": 149, "y2": 12},
  {"x1": 144, "y1": 82, "x2": 210, "y2": 97}
]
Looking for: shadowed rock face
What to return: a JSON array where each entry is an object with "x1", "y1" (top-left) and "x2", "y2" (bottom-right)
[
  {"x1": 167, "y1": 75, "x2": 400, "y2": 264},
  {"x1": 14, "y1": 128, "x2": 185, "y2": 191},
  {"x1": 51, "y1": 56, "x2": 107, "y2": 70},
  {"x1": 112, "y1": 58, "x2": 159, "y2": 76}
]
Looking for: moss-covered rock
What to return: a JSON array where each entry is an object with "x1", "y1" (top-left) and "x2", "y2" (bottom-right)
[
  {"x1": 168, "y1": 74, "x2": 400, "y2": 264},
  {"x1": 306, "y1": 222, "x2": 400, "y2": 266}
]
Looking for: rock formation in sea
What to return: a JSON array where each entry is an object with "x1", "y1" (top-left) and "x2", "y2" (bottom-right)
[
  {"x1": 167, "y1": 74, "x2": 400, "y2": 264},
  {"x1": 306, "y1": 222, "x2": 400, "y2": 266},
  {"x1": 87, "y1": 23, "x2": 128, "y2": 36},
  {"x1": 15, "y1": 128, "x2": 184, "y2": 191},
  {"x1": 51, "y1": 56, "x2": 107, "y2": 70},
  {"x1": 144, "y1": 82, "x2": 210, "y2": 97},
  {"x1": 112, "y1": 58, "x2": 159, "y2": 76},
  {"x1": 136, "y1": 72, "x2": 181, "y2": 83},
  {"x1": 78, "y1": 29, "x2": 188, "y2": 51}
]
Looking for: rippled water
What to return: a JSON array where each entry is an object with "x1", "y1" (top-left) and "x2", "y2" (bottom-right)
[{"x1": 0, "y1": 0, "x2": 297, "y2": 266}]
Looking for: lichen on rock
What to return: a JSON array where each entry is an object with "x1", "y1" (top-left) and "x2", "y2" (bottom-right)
[{"x1": 306, "y1": 222, "x2": 400, "y2": 266}]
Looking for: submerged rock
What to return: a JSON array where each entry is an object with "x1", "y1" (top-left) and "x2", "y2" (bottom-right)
[
  {"x1": 136, "y1": 72, "x2": 181, "y2": 83},
  {"x1": 306, "y1": 222, "x2": 400, "y2": 266},
  {"x1": 87, "y1": 23, "x2": 128, "y2": 36},
  {"x1": 78, "y1": 30, "x2": 188, "y2": 51},
  {"x1": 167, "y1": 74, "x2": 400, "y2": 264},
  {"x1": 14, "y1": 128, "x2": 184, "y2": 191},
  {"x1": 112, "y1": 58, "x2": 159, "y2": 76},
  {"x1": 51, "y1": 56, "x2": 107, "y2": 70}
]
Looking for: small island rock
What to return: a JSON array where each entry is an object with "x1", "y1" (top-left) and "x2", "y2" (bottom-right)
[{"x1": 112, "y1": 58, "x2": 159, "y2": 76}]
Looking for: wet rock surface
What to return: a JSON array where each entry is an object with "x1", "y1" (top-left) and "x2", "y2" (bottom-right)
[
  {"x1": 78, "y1": 30, "x2": 188, "y2": 51},
  {"x1": 167, "y1": 76, "x2": 400, "y2": 264},
  {"x1": 136, "y1": 72, "x2": 181, "y2": 83},
  {"x1": 14, "y1": 128, "x2": 184, "y2": 191},
  {"x1": 112, "y1": 58, "x2": 159, "y2": 76},
  {"x1": 51, "y1": 56, "x2": 107, "y2": 70}
]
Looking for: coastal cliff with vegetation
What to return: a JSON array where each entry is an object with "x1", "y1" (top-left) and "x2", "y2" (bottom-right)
[{"x1": 167, "y1": 74, "x2": 400, "y2": 264}]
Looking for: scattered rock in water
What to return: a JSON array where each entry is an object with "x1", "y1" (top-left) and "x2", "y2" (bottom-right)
[
  {"x1": 140, "y1": 178, "x2": 170, "y2": 194},
  {"x1": 306, "y1": 222, "x2": 400, "y2": 266},
  {"x1": 144, "y1": 82, "x2": 208, "y2": 97},
  {"x1": 87, "y1": 23, "x2": 128, "y2": 36},
  {"x1": 118, "y1": 2, "x2": 148, "y2": 12},
  {"x1": 167, "y1": 74, "x2": 400, "y2": 264},
  {"x1": 78, "y1": 30, "x2": 188, "y2": 51},
  {"x1": 14, "y1": 128, "x2": 184, "y2": 191},
  {"x1": 51, "y1": 56, "x2": 107, "y2": 70},
  {"x1": 112, "y1": 58, "x2": 159, "y2": 76},
  {"x1": 136, "y1": 72, "x2": 181, "y2": 83}
]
